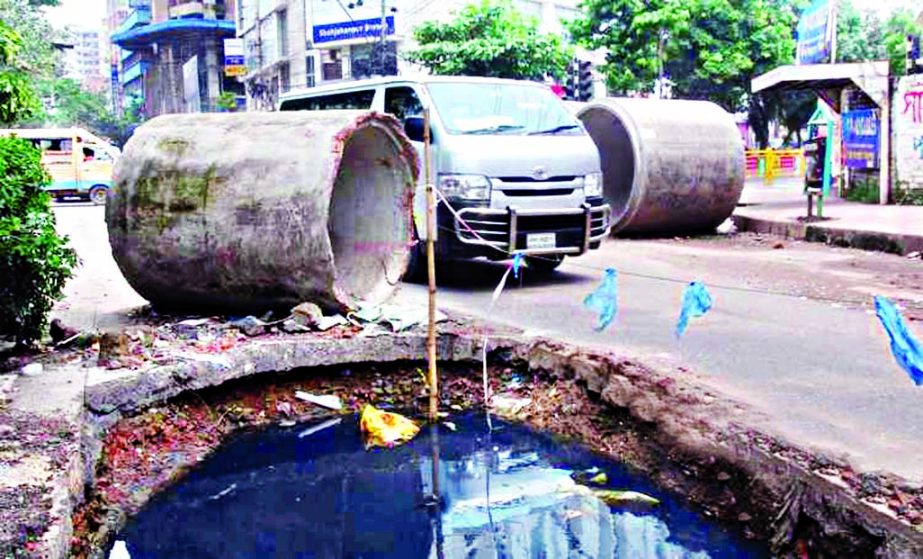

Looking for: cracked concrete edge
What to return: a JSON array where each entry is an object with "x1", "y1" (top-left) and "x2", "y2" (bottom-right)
[
  {"x1": 28, "y1": 327, "x2": 923, "y2": 557},
  {"x1": 732, "y1": 214, "x2": 923, "y2": 256}
]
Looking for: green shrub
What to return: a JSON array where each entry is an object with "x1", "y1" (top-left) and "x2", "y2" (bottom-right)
[
  {"x1": 844, "y1": 178, "x2": 880, "y2": 204},
  {"x1": 0, "y1": 136, "x2": 76, "y2": 347}
]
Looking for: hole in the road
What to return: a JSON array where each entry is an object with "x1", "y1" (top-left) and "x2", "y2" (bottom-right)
[
  {"x1": 108, "y1": 413, "x2": 769, "y2": 558},
  {"x1": 580, "y1": 107, "x2": 636, "y2": 228},
  {"x1": 328, "y1": 124, "x2": 413, "y2": 305}
]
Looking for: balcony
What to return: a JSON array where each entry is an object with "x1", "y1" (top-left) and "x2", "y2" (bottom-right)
[{"x1": 114, "y1": 6, "x2": 152, "y2": 36}]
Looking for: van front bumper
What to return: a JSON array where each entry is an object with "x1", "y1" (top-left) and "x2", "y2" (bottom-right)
[{"x1": 450, "y1": 202, "x2": 611, "y2": 257}]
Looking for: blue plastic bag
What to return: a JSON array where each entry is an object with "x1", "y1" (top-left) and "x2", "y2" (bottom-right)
[
  {"x1": 584, "y1": 268, "x2": 617, "y2": 331},
  {"x1": 676, "y1": 281, "x2": 713, "y2": 338},
  {"x1": 512, "y1": 253, "x2": 525, "y2": 279},
  {"x1": 874, "y1": 296, "x2": 923, "y2": 385}
]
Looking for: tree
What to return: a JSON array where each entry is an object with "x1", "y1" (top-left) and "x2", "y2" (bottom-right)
[
  {"x1": 569, "y1": 0, "x2": 801, "y2": 112},
  {"x1": 837, "y1": 1, "x2": 922, "y2": 75},
  {"x1": 404, "y1": 0, "x2": 573, "y2": 80}
]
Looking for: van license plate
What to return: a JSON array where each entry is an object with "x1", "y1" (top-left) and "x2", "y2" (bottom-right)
[{"x1": 526, "y1": 233, "x2": 556, "y2": 250}]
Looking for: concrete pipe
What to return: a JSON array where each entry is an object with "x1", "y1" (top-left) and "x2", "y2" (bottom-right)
[
  {"x1": 107, "y1": 111, "x2": 418, "y2": 313},
  {"x1": 577, "y1": 98, "x2": 745, "y2": 235}
]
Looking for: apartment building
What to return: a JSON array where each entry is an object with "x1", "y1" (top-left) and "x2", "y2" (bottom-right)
[
  {"x1": 236, "y1": 0, "x2": 585, "y2": 110},
  {"x1": 110, "y1": 0, "x2": 242, "y2": 116}
]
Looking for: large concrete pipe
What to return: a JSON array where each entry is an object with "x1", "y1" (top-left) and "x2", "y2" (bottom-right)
[
  {"x1": 107, "y1": 111, "x2": 417, "y2": 313},
  {"x1": 576, "y1": 98, "x2": 745, "y2": 235}
]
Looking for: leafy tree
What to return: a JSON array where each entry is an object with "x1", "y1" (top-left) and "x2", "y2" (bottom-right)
[
  {"x1": 837, "y1": 1, "x2": 922, "y2": 75},
  {"x1": 569, "y1": 0, "x2": 801, "y2": 111},
  {"x1": 404, "y1": 0, "x2": 573, "y2": 80},
  {"x1": 0, "y1": 19, "x2": 40, "y2": 123}
]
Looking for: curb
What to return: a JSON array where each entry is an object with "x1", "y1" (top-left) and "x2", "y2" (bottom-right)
[{"x1": 732, "y1": 213, "x2": 923, "y2": 256}]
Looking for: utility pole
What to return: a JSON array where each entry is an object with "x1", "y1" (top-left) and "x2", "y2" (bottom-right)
[{"x1": 378, "y1": 0, "x2": 387, "y2": 76}]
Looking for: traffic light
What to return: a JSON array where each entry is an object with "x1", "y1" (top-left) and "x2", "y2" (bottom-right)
[
  {"x1": 577, "y1": 60, "x2": 593, "y2": 102},
  {"x1": 563, "y1": 60, "x2": 577, "y2": 100}
]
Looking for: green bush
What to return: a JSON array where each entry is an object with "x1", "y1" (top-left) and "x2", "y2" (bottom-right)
[
  {"x1": 0, "y1": 136, "x2": 76, "y2": 347},
  {"x1": 844, "y1": 178, "x2": 880, "y2": 204}
]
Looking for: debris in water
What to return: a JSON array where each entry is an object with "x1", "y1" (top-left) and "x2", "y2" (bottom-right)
[
  {"x1": 491, "y1": 395, "x2": 532, "y2": 417},
  {"x1": 584, "y1": 268, "x2": 617, "y2": 331},
  {"x1": 298, "y1": 417, "x2": 342, "y2": 439},
  {"x1": 443, "y1": 421, "x2": 457, "y2": 432},
  {"x1": 208, "y1": 483, "x2": 237, "y2": 501},
  {"x1": 359, "y1": 404, "x2": 419, "y2": 449},
  {"x1": 592, "y1": 489, "x2": 661, "y2": 507},
  {"x1": 294, "y1": 391, "x2": 343, "y2": 410}
]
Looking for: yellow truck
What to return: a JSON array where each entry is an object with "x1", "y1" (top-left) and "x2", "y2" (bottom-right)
[{"x1": 0, "y1": 127, "x2": 120, "y2": 205}]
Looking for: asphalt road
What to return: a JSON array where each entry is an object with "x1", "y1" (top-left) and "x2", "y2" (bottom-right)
[
  {"x1": 53, "y1": 202, "x2": 923, "y2": 480},
  {"x1": 396, "y1": 238, "x2": 923, "y2": 480}
]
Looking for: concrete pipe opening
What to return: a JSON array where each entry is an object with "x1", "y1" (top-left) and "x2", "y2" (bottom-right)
[
  {"x1": 328, "y1": 124, "x2": 412, "y2": 305},
  {"x1": 577, "y1": 98, "x2": 745, "y2": 236},
  {"x1": 107, "y1": 111, "x2": 417, "y2": 314}
]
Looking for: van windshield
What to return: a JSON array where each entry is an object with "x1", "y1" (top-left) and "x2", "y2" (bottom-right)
[{"x1": 426, "y1": 82, "x2": 584, "y2": 136}]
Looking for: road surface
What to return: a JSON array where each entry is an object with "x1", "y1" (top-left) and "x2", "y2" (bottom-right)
[{"x1": 53, "y1": 202, "x2": 923, "y2": 480}]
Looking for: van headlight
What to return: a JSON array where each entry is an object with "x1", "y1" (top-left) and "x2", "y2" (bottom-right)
[
  {"x1": 583, "y1": 172, "x2": 603, "y2": 197},
  {"x1": 438, "y1": 174, "x2": 491, "y2": 200}
]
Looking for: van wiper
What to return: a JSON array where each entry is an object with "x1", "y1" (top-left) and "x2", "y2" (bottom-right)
[
  {"x1": 529, "y1": 124, "x2": 581, "y2": 135},
  {"x1": 466, "y1": 125, "x2": 525, "y2": 135}
]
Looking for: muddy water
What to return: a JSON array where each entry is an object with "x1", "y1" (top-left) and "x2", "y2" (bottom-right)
[{"x1": 111, "y1": 413, "x2": 769, "y2": 558}]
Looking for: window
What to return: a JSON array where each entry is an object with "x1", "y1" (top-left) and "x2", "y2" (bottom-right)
[
  {"x1": 276, "y1": 9, "x2": 289, "y2": 58},
  {"x1": 305, "y1": 54, "x2": 316, "y2": 88},
  {"x1": 426, "y1": 82, "x2": 584, "y2": 136},
  {"x1": 384, "y1": 86, "x2": 423, "y2": 121},
  {"x1": 279, "y1": 89, "x2": 375, "y2": 111},
  {"x1": 279, "y1": 62, "x2": 290, "y2": 93}
]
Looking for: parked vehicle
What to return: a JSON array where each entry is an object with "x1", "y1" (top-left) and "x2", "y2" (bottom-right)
[
  {"x1": 0, "y1": 128, "x2": 120, "y2": 205},
  {"x1": 279, "y1": 76, "x2": 611, "y2": 274}
]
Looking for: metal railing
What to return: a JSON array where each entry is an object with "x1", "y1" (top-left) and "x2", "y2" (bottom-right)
[{"x1": 745, "y1": 149, "x2": 806, "y2": 183}]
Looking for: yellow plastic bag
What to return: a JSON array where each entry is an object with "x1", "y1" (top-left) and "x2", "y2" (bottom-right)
[{"x1": 359, "y1": 404, "x2": 420, "y2": 449}]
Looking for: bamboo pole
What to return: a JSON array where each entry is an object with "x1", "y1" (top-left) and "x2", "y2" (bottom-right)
[{"x1": 424, "y1": 107, "x2": 439, "y2": 421}]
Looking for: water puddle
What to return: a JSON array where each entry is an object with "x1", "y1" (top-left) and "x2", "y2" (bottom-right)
[{"x1": 111, "y1": 413, "x2": 769, "y2": 558}]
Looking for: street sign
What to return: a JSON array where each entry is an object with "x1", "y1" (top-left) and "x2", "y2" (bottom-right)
[
  {"x1": 796, "y1": 0, "x2": 833, "y2": 64},
  {"x1": 223, "y1": 38, "x2": 246, "y2": 77},
  {"x1": 842, "y1": 109, "x2": 880, "y2": 169}
]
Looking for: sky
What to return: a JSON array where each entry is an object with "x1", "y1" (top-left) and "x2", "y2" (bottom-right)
[
  {"x1": 41, "y1": 0, "x2": 920, "y2": 33},
  {"x1": 44, "y1": 0, "x2": 108, "y2": 32}
]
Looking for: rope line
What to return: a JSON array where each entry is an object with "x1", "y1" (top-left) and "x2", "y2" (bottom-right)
[{"x1": 430, "y1": 187, "x2": 895, "y2": 309}]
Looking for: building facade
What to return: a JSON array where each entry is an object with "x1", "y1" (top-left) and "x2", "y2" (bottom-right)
[
  {"x1": 110, "y1": 0, "x2": 243, "y2": 117},
  {"x1": 61, "y1": 27, "x2": 109, "y2": 93},
  {"x1": 236, "y1": 0, "x2": 586, "y2": 110}
]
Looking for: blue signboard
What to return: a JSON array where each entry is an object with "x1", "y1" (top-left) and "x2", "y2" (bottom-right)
[
  {"x1": 313, "y1": 16, "x2": 395, "y2": 45},
  {"x1": 796, "y1": 0, "x2": 831, "y2": 64},
  {"x1": 842, "y1": 109, "x2": 880, "y2": 169}
]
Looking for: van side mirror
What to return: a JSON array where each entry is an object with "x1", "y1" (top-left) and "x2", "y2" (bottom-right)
[{"x1": 403, "y1": 116, "x2": 430, "y2": 143}]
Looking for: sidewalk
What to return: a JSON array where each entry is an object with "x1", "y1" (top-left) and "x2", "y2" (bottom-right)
[{"x1": 733, "y1": 179, "x2": 923, "y2": 255}]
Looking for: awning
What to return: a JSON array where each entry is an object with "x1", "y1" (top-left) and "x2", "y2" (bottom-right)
[
  {"x1": 751, "y1": 61, "x2": 890, "y2": 108},
  {"x1": 111, "y1": 19, "x2": 235, "y2": 50}
]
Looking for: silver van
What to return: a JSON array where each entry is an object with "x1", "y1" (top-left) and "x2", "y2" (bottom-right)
[{"x1": 279, "y1": 76, "x2": 610, "y2": 274}]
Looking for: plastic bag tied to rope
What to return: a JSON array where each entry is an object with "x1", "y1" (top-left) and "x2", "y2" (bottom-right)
[
  {"x1": 512, "y1": 253, "x2": 525, "y2": 279},
  {"x1": 359, "y1": 404, "x2": 420, "y2": 449},
  {"x1": 584, "y1": 268, "x2": 617, "y2": 331},
  {"x1": 676, "y1": 281, "x2": 713, "y2": 338},
  {"x1": 874, "y1": 296, "x2": 923, "y2": 386}
]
